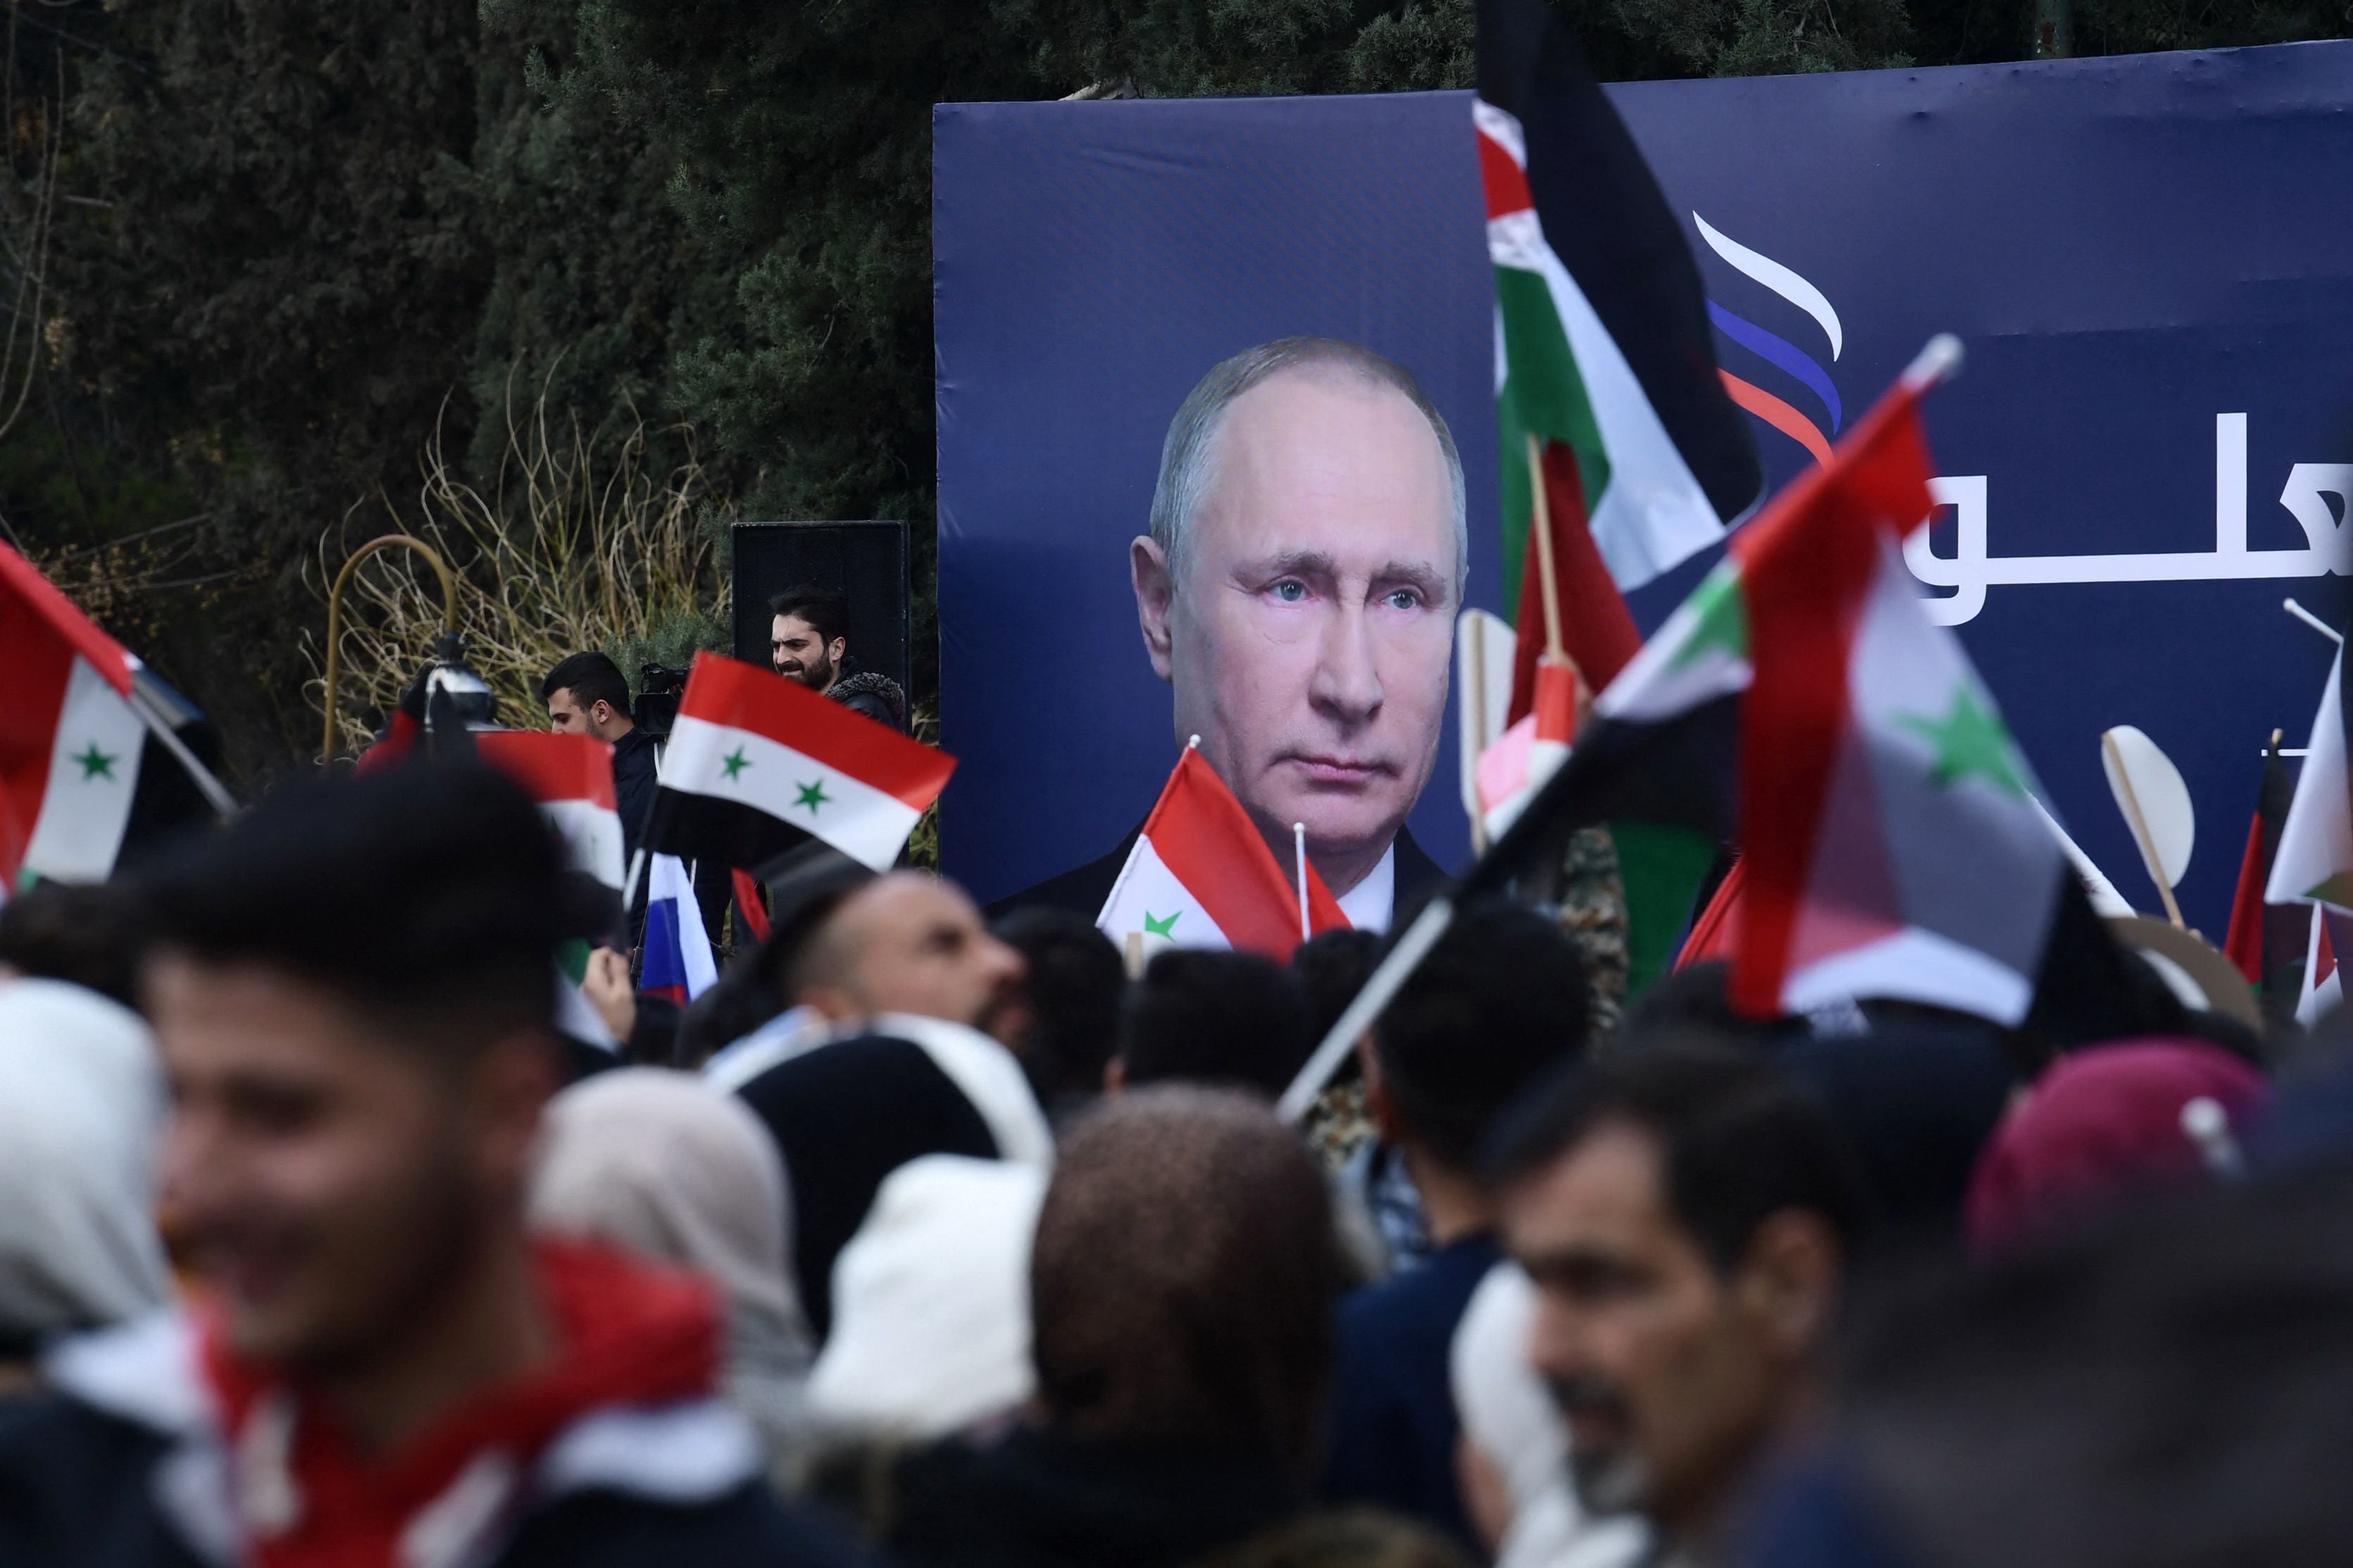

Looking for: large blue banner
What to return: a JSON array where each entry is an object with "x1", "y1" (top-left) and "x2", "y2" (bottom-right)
[{"x1": 936, "y1": 41, "x2": 2353, "y2": 936}]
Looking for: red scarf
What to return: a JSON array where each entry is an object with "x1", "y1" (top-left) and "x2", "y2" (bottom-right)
[{"x1": 198, "y1": 1241, "x2": 721, "y2": 1568}]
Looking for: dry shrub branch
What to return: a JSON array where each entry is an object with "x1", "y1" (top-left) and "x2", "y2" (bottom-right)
[{"x1": 305, "y1": 377, "x2": 730, "y2": 758}]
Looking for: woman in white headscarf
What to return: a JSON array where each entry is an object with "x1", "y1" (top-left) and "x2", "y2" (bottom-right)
[
  {"x1": 0, "y1": 979, "x2": 172, "y2": 1392},
  {"x1": 528, "y1": 1067, "x2": 818, "y2": 1486},
  {"x1": 1451, "y1": 1262, "x2": 1649, "y2": 1568}
]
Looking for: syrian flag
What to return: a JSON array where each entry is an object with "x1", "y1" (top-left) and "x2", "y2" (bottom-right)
[
  {"x1": 0, "y1": 541, "x2": 146, "y2": 891},
  {"x1": 475, "y1": 730, "x2": 627, "y2": 901},
  {"x1": 650, "y1": 653, "x2": 954, "y2": 874},
  {"x1": 1725, "y1": 356, "x2": 2066, "y2": 1022},
  {"x1": 1476, "y1": 0, "x2": 1761, "y2": 726},
  {"x1": 1492, "y1": 346, "x2": 2135, "y2": 1031},
  {"x1": 639, "y1": 853, "x2": 718, "y2": 1005},
  {"x1": 1097, "y1": 744, "x2": 1349, "y2": 961}
]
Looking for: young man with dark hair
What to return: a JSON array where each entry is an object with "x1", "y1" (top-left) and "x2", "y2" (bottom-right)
[
  {"x1": 768, "y1": 584, "x2": 904, "y2": 730},
  {"x1": 0, "y1": 767, "x2": 859, "y2": 1568},
  {"x1": 542, "y1": 651, "x2": 659, "y2": 870},
  {"x1": 1486, "y1": 1043, "x2": 1860, "y2": 1567},
  {"x1": 1321, "y1": 899, "x2": 1595, "y2": 1550},
  {"x1": 1107, "y1": 948, "x2": 1315, "y2": 1100},
  {"x1": 987, "y1": 906, "x2": 1127, "y2": 1119}
]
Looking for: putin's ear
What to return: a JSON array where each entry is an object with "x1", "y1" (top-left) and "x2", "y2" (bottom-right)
[{"x1": 1130, "y1": 535, "x2": 1175, "y2": 682}]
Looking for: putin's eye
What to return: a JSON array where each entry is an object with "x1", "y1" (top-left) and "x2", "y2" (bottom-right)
[
  {"x1": 1268, "y1": 579, "x2": 1309, "y2": 604},
  {"x1": 1383, "y1": 587, "x2": 1423, "y2": 610}
]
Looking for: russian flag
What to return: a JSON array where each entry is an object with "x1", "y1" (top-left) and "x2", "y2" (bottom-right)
[{"x1": 639, "y1": 852, "x2": 718, "y2": 1005}]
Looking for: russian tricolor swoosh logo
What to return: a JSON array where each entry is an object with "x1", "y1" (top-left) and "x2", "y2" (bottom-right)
[{"x1": 1694, "y1": 213, "x2": 1842, "y2": 467}]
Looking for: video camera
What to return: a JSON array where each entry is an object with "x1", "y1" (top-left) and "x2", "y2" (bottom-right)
[{"x1": 632, "y1": 663, "x2": 693, "y2": 739}]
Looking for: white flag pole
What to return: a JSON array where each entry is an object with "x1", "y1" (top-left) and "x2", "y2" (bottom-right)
[
  {"x1": 1293, "y1": 822, "x2": 1310, "y2": 943},
  {"x1": 1277, "y1": 897, "x2": 1456, "y2": 1124},
  {"x1": 2285, "y1": 598, "x2": 2345, "y2": 645},
  {"x1": 2302, "y1": 901, "x2": 2325, "y2": 1017},
  {"x1": 619, "y1": 848, "x2": 647, "y2": 913}
]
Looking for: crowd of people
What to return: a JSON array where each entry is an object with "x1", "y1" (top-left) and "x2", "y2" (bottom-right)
[{"x1": 1, "y1": 736, "x2": 2350, "y2": 1568}]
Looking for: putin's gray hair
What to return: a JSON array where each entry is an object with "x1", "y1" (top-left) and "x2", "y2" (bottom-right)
[{"x1": 1147, "y1": 337, "x2": 1468, "y2": 597}]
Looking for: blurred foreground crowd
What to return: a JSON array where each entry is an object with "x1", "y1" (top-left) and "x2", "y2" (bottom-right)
[{"x1": 2, "y1": 762, "x2": 2350, "y2": 1568}]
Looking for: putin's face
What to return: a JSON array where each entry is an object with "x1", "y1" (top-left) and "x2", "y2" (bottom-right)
[{"x1": 1132, "y1": 369, "x2": 1458, "y2": 894}]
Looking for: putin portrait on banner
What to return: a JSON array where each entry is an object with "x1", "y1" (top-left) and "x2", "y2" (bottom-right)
[{"x1": 999, "y1": 336, "x2": 1462, "y2": 933}]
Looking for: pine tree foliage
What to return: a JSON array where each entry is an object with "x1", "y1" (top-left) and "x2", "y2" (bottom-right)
[{"x1": 1, "y1": 0, "x2": 2341, "y2": 779}]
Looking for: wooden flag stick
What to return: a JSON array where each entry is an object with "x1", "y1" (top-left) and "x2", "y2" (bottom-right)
[
  {"x1": 1125, "y1": 929, "x2": 1146, "y2": 979},
  {"x1": 1526, "y1": 432, "x2": 1566, "y2": 663},
  {"x1": 2102, "y1": 729, "x2": 2185, "y2": 929}
]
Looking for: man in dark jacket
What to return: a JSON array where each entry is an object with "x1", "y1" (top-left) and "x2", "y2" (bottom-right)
[
  {"x1": 544, "y1": 651, "x2": 660, "y2": 869},
  {"x1": 770, "y1": 584, "x2": 907, "y2": 732},
  {"x1": 0, "y1": 767, "x2": 861, "y2": 1568},
  {"x1": 1321, "y1": 902, "x2": 1596, "y2": 1552}
]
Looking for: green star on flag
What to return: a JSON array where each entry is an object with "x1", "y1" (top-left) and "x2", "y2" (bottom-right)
[
  {"x1": 73, "y1": 744, "x2": 118, "y2": 782},
  {"x1": 1900, "y1": 686, "x2": 2029, "y2": 797},
  {"x1": 793, "y1": 778, "x2": 832, "y2": 814},
  {"x1": 720, "y1": 746, "x2": 751, "y2": 782},
  {"x1": 1143, "y1": 910, "x2": 1180, "y2": 938}
]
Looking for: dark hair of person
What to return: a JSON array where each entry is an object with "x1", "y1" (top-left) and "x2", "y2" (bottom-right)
[
  {"x1": 1618, "y1": 959, "x2": 1809, "y2": 1052},
  {"x1": 1484, "y1": 1042, "x2": 1864, "y2": 1272},
  {"x1": 1117, "y1": 948, "x2": 1314, "y2": 1098},
  {"x1": 1030, "y1": 1086, "x2": 1347, "y2": 1476},
  {"x1": 140, "y1": 766, "x2": 570, "y2": 1056},
  {"x1": 994, "y1": 905, "x2": 1125, "y2": 1109},
  {"x1": 767, "y1": 584, "x2": 850, "y2": 650},
  {"x1": 1373, "y1": 899, "x2": 1594, "y2": 1170},
  {"x1": 1291, "y1": 926, "x2": 1382, "y2": 1058},
  {"x1": 0, "y1": 879, "x2": 149, "y2": 1010},
  {"x1": 539, "y1": 651, "x2": 631, "y2": 717}
]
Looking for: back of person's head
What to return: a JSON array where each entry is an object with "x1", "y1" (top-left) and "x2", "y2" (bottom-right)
[
  {"x1": 1116, "y1": 948, "x2": 1313, "y2": 1098},
  {"x1": 144, "y1": 765, "x2": 568, "y2": 1056},
  {"x1": 539, "y1": 651, "x2": 631, "y2": 717},
  {"x1": 992, "y1": 905, "x2": 1125, "y2": 1110},
  {"x1": 1372, "y1": 901, "x2": 1594, "y2": 1170},
  {"x1": 0, "y1": 979, "x2": 170, "y2": 1351},
  {"x1": 529, "y1": 1066, "x2": 804, "y2": 1342},
  {"x1": 0, "y1": 879, "x2": 148, "y2": 1010},
  {"x1": 1030, "y1": 1086, "x2": 1345, "y2": 1474},
  {"x1": 1620, "y1": 960, "x2": 1807, "y2": 1053},
  {"x1": 1291, "y1": 927, "x2": 1381, "y2": 1048},
  {"x1": 1487, "y1": 1043, "x2": 1863, "y2": 1272},
  {"x1": 768, "y1": 584, "x2": 850, "y2": 648}
]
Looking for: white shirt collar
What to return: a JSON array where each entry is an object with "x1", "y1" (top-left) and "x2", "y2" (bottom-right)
[{"x1": 1335, "y1": 845, "x2": 1397, "y2": 934}]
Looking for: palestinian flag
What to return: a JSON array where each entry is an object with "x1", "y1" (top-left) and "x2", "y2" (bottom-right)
[
  {"x1": 1476, "y1": 0, "x2": 1761, "y2": 726},
  {"x1": 0, "y1": 541, "x2": 146, "y2": 890},
  {"x1": 2266, "y1": 644, "x2": 2353, "y2": 915},
  {"x1": 1097, "y1": 744, "x2": 1349, "y2": 961},
  {"x1": 2222, "y1": 730, "x2": 2309, "y2": 1022},
  {"x1": 650, "y1": 652, "x2": 955, "y2": 875}
]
